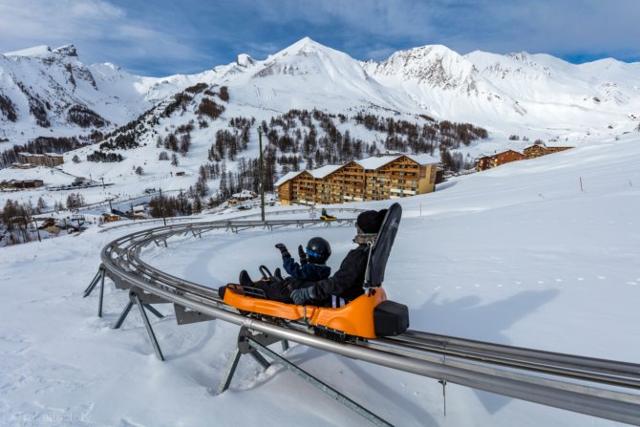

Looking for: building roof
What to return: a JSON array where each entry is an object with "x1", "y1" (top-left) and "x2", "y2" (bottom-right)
[
  {"x1": 496, "y1": 149, "x2": 524, "y2": 155},
  {"x1": 231, "y1": 189, "x2": 256, "y2": 199},
  {"x1": 309, "y1": 164, "x2": 343, "y2": 179},
  {"x1": 406, "y1": 153, "x2": 440, "y2": 165},
  {"x1": 274, "y1": 170, "x2": 305, "y2": 187},
  {"x1": 356, "y1": 154, "x2": 438, "y2": 170}
]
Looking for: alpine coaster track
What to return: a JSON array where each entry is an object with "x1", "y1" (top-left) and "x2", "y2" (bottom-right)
[{"x1": 84, "y1": 209, "x2": 640, "y2": 426}]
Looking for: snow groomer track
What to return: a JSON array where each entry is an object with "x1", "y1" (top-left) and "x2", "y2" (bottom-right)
[{"x1": 86, "y1": 209, "x2": 640, "y2": 426}]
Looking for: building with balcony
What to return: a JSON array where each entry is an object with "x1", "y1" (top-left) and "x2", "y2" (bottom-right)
[{"x1": 276, "y1": 154, "x2": 438, "y2": 205}]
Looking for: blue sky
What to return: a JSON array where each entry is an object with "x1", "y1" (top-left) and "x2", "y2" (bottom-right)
[{"x1": 1, "y1": 0, "x2": 639, "y2": 76}]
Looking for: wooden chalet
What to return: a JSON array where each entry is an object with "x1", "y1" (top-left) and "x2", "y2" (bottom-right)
[
  {"x1": 523, "y1": 143, "x2": 572, "y2": 159},
  {"x1": 275, "y1": 154, "x2": 438, "y2": 205},
  {"x1": 476, "y1": 150, "x2": 525, "y2": 171}
]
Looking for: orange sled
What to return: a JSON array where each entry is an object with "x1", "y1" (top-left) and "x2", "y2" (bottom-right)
[{"x1": 223, "y1": 286, "x2": 398, "y2": 339}]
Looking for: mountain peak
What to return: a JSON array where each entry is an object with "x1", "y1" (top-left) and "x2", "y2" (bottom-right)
[
  {"x1": 236, "y1": 53, "x2": 254, "y2": 67},
  {"x1": 4, "y1": 44, "x2": 78, "y2": 59},
  {"x1": 53, "y1": 44, "x2": 78, "y2": 57},
  {"x1": 368, "y1": 43, "x2": 478, "y2": 90},
  {"x1": 278, "y1": 37, "x2": 336, "y2": 56},
  {"x1": 4, "y1": 45, "x2": 52, "y2": 57}
]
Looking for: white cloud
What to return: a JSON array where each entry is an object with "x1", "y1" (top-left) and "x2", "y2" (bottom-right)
[{"x1": 0, "y1": 0, "x2": 205, "y2": 73}]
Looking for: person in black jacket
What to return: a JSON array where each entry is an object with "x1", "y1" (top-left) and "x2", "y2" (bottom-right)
[{"x1": 289, "y1": 208, "x2": 387, "y2": 306}]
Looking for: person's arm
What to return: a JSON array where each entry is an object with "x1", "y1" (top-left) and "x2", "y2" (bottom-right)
[
  {"x1": 283, "y1": 254, "x2": 305, "y2": 279},
  {"x1": 309, "y1": 248, "x2": 367, "y2": 300},
  {"x1": 276, "y1": 243, "x2": 304, "y2": 279}
]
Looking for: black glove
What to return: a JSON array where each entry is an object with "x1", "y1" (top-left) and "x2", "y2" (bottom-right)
[
  {"x1": 290, "y1": 286, "x2": 315, "y2": 305},
  {"x1": 275, "y1": 243, "x2": 290, "y2": 258},
  {"x1": 298, "y1": 245, "x2": 308, "y2": 265}
]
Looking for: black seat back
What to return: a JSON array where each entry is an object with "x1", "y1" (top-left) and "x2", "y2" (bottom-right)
[{"x1": 364, "y1": 203, "x2": 402, "y2": 288}]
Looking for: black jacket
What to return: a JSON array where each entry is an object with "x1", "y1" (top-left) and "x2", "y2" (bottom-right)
[{"x1": 297, "y1": 244, "x2": 370, "y2": 303}]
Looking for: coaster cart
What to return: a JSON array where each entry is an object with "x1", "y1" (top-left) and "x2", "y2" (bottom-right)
[
  {"x1": 222, "y1": 203, "x2": 409, "y2": 341},
  {"x1": 319, "y1": 208, "x2": 337, "y2": 222}
]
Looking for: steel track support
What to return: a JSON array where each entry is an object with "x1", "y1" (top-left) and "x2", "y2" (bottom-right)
[
  {"x1": 83, "y1": 265, "x2": 105, "y2": 297},
  {"x1": 98, "y1": 268, "x2": 106, "y2": 317},
  {"x1": 217, "y1": 348, "x2": 242, "y2": 394},
  {"x1": 112, "y1": 301, "x2": 133, "y2": 329},
  {"x1": 112, "y1": 291, "x2": 165, "y2": 329},
  {"x1": 132, "y1": 292, "x2": 165, "y2": 361},
  {"x1": 111, "y1": 290, "x2": 166, "y2": 361},
  {"x1": 217, "y1": 327, "x2": 390, "y2": 426},
  {"x1": 83, "y1": 265, "x2": 109, "y2": 317},
  {"x1": 143, "y1": 303, "x2": 165, "y2": 319},
  {"x1": 217, "y1": 326, "x2": 275, "y2": 393}
]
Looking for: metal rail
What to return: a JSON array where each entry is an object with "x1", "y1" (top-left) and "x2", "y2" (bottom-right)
[
  {"x1": 379, "y1": 331, "x2": 640, "y2": 389},
  {"x1": 95, "y1": 214, "x2": 640, "y2": 425}
]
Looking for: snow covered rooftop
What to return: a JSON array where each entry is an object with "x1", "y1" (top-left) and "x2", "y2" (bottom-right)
[
  {"x1": 231, "y1": 189, "x2": 256, "y2": 199},
  {"x1": 309, "y1": 164, "x2": 343, "y2": 179},
  {"x1": 356, "y1": 154, "x2": 438, "y2": 170},
  {"x1": 274, "y1": 170, "x2": 304, "y2": 187}
]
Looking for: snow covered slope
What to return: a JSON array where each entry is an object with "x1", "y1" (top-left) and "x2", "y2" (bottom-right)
[{"x1": 1, "y1": 132, "x2": 638, "y2": 426}]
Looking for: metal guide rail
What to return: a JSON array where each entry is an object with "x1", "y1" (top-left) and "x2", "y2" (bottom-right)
[{"x1": 86, "y1": 214, "x2": 640, "y2": 426}]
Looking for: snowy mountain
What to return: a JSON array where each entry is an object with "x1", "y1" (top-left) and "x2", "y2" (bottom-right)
[
  {"x1": 364, "y1": 45, "x2": 640, "y2": 131},
  {"x1": 0, "y1": 44, "x2": 218, "y2": 142},
  {"x1": 2, "y1": 37, "x2": 639, "y2": 146},
  {"x1": 1, "y1": 37, "x2": 640, "y2": 212}
]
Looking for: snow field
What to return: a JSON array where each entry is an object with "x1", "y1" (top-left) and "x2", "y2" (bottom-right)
[{"x1": 1, "y1": 134, "x2": 639, "y2": 425}]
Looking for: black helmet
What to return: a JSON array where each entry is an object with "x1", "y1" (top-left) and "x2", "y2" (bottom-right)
[{"x1": 306, "y1": 237, "x2": 331, "y2": 264}]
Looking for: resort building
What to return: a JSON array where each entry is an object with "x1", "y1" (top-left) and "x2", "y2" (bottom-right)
[
  {"x1": 18, "y1": 152, "x2": 64, "y2": 167},
  {"x1": 276, "y1": 154, "x2": 438, "y2": 205}
]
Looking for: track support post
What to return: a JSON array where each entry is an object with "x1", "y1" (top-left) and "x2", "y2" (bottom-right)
[
  {"x1": 111, "y1": 289, "x2": 167, "y2": 361},
  {"x1": 83, "y1": 265, "x2": 108, "y2": 317},
  {"x1": 132, "y1": 292, "x2": 165, "y2": 361},
  {"x1": 439, "y1": 379, "x2": 447, "y2": 417},
  {"x1": 217, "y1": 327, "x2": 391, "y2": 427},
  {"x1": 83, "y1": 265, "x2": 105, "y2": 298}
]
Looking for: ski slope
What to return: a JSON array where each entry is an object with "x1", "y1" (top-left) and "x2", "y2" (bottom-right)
[{"x1": 0, "y1": 134, "x2": 639, "y2": 426}]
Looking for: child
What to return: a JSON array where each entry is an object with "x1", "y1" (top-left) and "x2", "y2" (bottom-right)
[
  {"x1": 230, "y1": 237, "x2": 332, "y2": 303},
  {"x1": 275, "y1": 237, "x2": 331, "y2": 281}
]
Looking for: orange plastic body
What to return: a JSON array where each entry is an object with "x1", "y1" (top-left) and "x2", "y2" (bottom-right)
[{"x1": 223, "y1": 287, "x2": 387, "y2": 339}]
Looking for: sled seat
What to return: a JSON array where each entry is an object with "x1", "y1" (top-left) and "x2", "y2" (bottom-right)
[{"x1": 223, "y1": 286, "x2": 388, "y2": 339}]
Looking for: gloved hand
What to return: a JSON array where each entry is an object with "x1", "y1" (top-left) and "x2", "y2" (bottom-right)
[
  {"x1": 275, "y1": 243, "x2": 290, "y2": 258},
  {"x1": 290, "y1": 286, "x2": 315, "y2": 305},
  {"x1": 298, "y1": 245, "x2": 308, "y2": 265}
]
